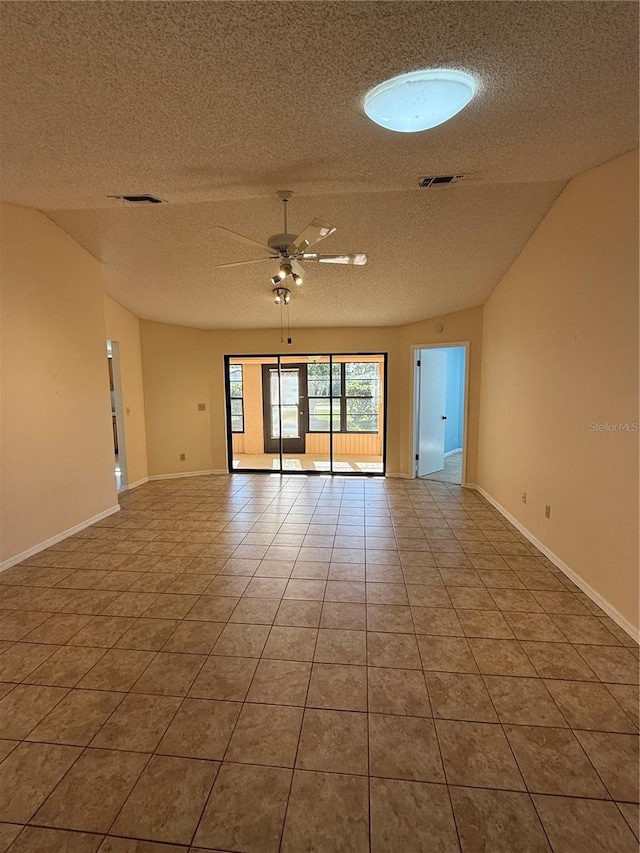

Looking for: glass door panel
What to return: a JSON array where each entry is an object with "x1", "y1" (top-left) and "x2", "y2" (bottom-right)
[
  {"x1": 283, "y1": 355, "x2": 330, "y2": 473},
  {"x1": 227, "y1": 356, "x2": 278, "y2": 470}
]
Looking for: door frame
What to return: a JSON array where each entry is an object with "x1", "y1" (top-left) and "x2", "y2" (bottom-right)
[
  {"x1": 261, "y1": 362, "x2": 307, "y2": 454},
  {"x1": 224, "y1": 353, "x2": 388, "y2": 476},
  {"x1": 410, "y1": 342, "x2": 470, "y2": 485},
  {"x1": 107, "y1": 340, "x2": 128, "y2": 491}
]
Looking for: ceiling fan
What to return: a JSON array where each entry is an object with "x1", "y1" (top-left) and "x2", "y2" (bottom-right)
[{"x1": 214, "y1": 190, "x2": 367, "y2": 300}]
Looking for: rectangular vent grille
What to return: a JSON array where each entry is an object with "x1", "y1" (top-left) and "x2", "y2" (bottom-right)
[
  {"x1": 109, "y1": 194, "x2": 164, "y2": 204},
  {"x1": 418, "y1": 175, "x2": 464, "y2": 188}
]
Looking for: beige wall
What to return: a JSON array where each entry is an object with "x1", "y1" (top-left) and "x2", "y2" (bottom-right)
[
  {"x1": 140, "y1": 310, "x2": 484, "y2": 479},
  {"x1": 103, "y1": 294, "x2": 149, "y2": 486},
  {"x1": 477, "y1": 150, "x2": 639, "y2": 633},
  {"x1": 1, "y1": 204, "x2": 117, "y2": 564}
]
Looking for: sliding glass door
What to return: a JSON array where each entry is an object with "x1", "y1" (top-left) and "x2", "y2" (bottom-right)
[{"x1": 225, "y1": 353, "x2": 386, "y2": 475}]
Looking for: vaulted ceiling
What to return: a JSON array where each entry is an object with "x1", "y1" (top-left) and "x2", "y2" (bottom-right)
[{"x1": 1, "y1": 1, "x2": 637, "y2": 328}]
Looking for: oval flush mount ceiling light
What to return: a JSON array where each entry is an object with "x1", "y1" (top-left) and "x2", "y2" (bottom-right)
[{"x1": 363, "y1": 68, "x2": 476, "y2": 133}]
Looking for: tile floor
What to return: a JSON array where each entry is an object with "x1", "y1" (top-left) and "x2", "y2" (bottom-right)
[{"x1": 0, "y1": 473, "x2": 638, "y2": 853}]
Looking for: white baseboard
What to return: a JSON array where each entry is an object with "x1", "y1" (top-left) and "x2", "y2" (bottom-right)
[
  {"x1": 0, "y1": 504, "x2": 122, "y2": 574},
  {"x1": 148, "y1": 469, "x2": 228, "y2": 481},
  {"x1": 121, "y1": 477, "x2": 149, "y2": 491},
  {"x1": 469, "y1": 484, "x2": 639, "y2": 643},
  {"x1": 444, "y1": 448, "x2": 463, "y2": 457}
]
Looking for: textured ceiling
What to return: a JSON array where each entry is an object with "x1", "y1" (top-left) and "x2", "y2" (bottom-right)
[{"x1": 0, "y1": 1, "x2": 637, "y2": 329}]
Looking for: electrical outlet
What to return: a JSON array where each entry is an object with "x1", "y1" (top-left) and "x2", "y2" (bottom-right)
[
  {"x1": 522, "y1": 492, "x2": 527, "y2": 504},
  {"x1": 197, "y1": 403, "x2": 206, "y2": 411},
  {"x1": 180, "y1": 453, "x2": 186, "y2": 461},
  {"x1": 545, "y1": 504, "x2": 551, "y2": 518}
]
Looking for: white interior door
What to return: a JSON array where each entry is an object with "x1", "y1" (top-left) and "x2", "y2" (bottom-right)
[{"x1": 417, "y1": 349, "x2": 447, "y2": 476}]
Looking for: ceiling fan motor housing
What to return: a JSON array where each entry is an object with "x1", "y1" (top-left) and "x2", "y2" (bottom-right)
[{"x1": 267, "y1": 233, "x2": 297, "y2": 253}]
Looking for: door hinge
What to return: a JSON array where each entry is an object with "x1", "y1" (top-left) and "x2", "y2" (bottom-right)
[{"x1": 417, "y1": 360, "x2": 421, "y2": 367}]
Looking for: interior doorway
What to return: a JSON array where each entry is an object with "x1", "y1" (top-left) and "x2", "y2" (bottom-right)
[
  {"x1": 414, "y1": 344, "x2": 467, "y2": 484},
  {"x1": 107, "y1": 340, "x2": 128, "y2": 491},
  {"x1": 226, "y1": 353, "x2": 387, "y2": 475}
]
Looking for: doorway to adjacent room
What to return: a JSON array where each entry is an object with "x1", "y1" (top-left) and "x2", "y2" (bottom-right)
[{"x1": 414, "y1": 344, "x2": 468, "y2": 484}]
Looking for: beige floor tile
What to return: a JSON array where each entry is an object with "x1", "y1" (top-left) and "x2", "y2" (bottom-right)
[
  {"x1": 115, "y1": 618, "x2": 179, "y2": 650},
  {"x1": 367, "y1": 604, "x2": 414, "y2": 633},
  {"x1": 469, "y1": 638, "x2": 536, "y2": 676},
  {"x1": 447, "y1": 587, "x2": 496, "y2": 610},
  {"x1": 111, "y1": 754, "x2": 218, "y2": 844},
  {"x1": 157, "y1": 697, "x2": 240, "y2": 760},
  {"x1": 274, "y1": 599, "x2": 323, "y2": 627},
  {"x1": 186, "y1": 595, "x2": 239, "y2": 622},
  {"x1": 26, "y1": 646, "x2": 107, "y2": 687},
  {"x1": 5, "y1": 826, "x2": 102, "y2": 852},
  {"x1": 297, "y1": 708, "x2": 368, "y2": 775},
  {"x1": 131, "y1": 652, "x2": 205, "y2": 696},
  {"x1": 545, "y1": 679, "x2": 637, "y2": 732},
  {"x1": 533, "y1": 794, "x2": 638, "y2": 853},
  {"x1": 575, "y1": 730, "x2": 639, "y2": 802},
  {"x1": 315, "y1": 628, "x2": 366, "y2": 665},
  {"x1": 34, "y1": 747, "x2": 148, "y2": 832},
  {"x1": 450, "y1": 786, "x2": 551, "y2": 853},
  {"x1": 229, "y1": 597, "x2": 280, "y2": 624},
  {"x1": 369, "y1": 714, "x2": 444, "y2": 782},
  {"x1": 281, "y1": 770, "x2": 369, "y2": 853},
  {"x1": 212, "y1": 623, "x2": 270, "y2": 658},
  {"x1": 23, "y1": 613, "x2": 93, "y2": 644},
  {"x1": 367, "y1": 667, "x2": 431, "y2": 716},
  {"x1": 574, "y1": 644, "x2": 639, "y2": 684},
  {"x1": 406, "y1": 584, "x2": 452, "y2": 607},
  {"x1": 426, "y1": 672, "x2": 497, "y2": 722},
  {"x1": 246, "y1": 658, "x2": 311, "y2": 706},
  {"x1": 324, "y1": 580, "x2": 366, "y2": 603},
  {"x1": 0, "y1": 643, "x2": 58, "y2": 682},
  {"x1": 412, "y1": 606, "x2": 464, "y2": 637},
  {"x1": 189, "y1": 655, "x2": 258, "y2": 701},
  {"x1": 307, "y1": 663, "x2": 367, "y2": 711},
  {"x1": 193, "y1": 762, "x2": 291, "y2": 853},
  {"x1": 457, "y1": 609, "x2": 514, "y2": 639},
  {"x1": 503, "y1": 612, "x2": 566, "y2": 642},
  {"x1": 0, "y1": 822, "x2": 21, "y2": 852},
  {"x1": 68, "y1": 616, "x2": 137, "y2": 648},
  {"x1": 370, "y1": 777, "x2": 459, "y2": 853},
  {"x1": 0, "y1": 741, "x2": 81, "y2": 822},
  {"x1": 484, "y1": 675, "x2": 566, "y2": 727},
  {"x1": 605, "y1": 683, "x2": 639, "y2": 727},
  {"x1": 551, "y1": 614, "x2": 621, "y2": 645},
  {"x1": 320, "y1": 601, "x2": 366, "y2": 630},
  {"x1": 26, "y1": 689, "x2": 122, "y2": 745},
  {"x1": 161, "y1": 620, "x2": 224, "y2": 654},
  {"x1": 91, "y1": 693, "x2": 180, "y2": 752},
  {"x1": 417, "y1": 635, "x2": 478, "y2": 673},
  {"x1": 505, "y1": 724, "x2": 608, "y2": 797},
  {"x1": 0, "y1": 683, "x2": 68, "y2": 738},
  {"x1": 366, "y1": 583, "x2": 408, "y2": 605},
  {"x1": 617, "y1": 802, "x2": 640, "y2": 841},
  {"x1": 226, "y1": 703, "x2": 303, "y2": 767},
  {"x1": 262, "y1": 625, "x2": 318, "y2": 661},
  {"x1": 436, "y1": 720, "x2": 525, "y2": 790},
  {"x1": 521, "y1": 641, "x2": 597, "y2": 680},
  {"x1": 366, "y1": 632, "x2": 420, "y2": 669},
  {"x1": 78, "y1": 648, "x2": 155, "y2": 691}
]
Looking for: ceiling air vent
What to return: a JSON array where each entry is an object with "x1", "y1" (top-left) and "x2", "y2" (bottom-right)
[
  {"x1": 108, "y1": 194, "x2": 164, "y2": 204},
  {"x1": 418, "y1": 175, "x2": 464, "y2": 188}
]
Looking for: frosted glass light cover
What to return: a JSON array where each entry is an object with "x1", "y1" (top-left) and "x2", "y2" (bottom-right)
[{"x1": 363, "y1": 69, "x2": 476, "y2": 133}]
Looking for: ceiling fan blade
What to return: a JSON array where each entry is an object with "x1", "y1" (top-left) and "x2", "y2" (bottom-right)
[
  {"x1": 302, "y1": 253, "x2": 367, "y2": 265},
  {"x1": 214, "y1": 225, "x2": 273, "y2": 254},
  {"x1": 293, "y1": 219, "x2": 337, "y2": 251},
  {"x1": 215, "y1": 257, "x2": 274, "y2": 269},
  {"x1": 291, "y1": 259, "x2": 306, "y2": 276}
]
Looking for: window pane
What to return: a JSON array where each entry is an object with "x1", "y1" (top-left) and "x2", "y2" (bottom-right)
[
  {"x1": 309, "y1": 398, "x2": 341, "y2": 432},
  {"x1": 229, "y1": 365, "x2": 243, "y2": 398},
  {"x1": 346, "y1": 397, "x2": 378, "y2": 432},
  {"x1": 230, "y1": 381, "x2": 243, "y2": 398},
  {"x1": 280, "y1": 405, "x2": 299, "y2": 437},
  {"x1": 307, "y1": 363, "x2": 340, "y2": 397},
  {"x1": 231, "y1": 399, "x2": 243, "y2": 416},
  {"x1": 280, "y1": 370, "x2": 299, "y2": 405},
  {"x1": 231, "y1": 415, "x2": 244, "y2": 432},
  {"x1": 345, "y1": 362, "x2": 379, "y2": 380}
]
